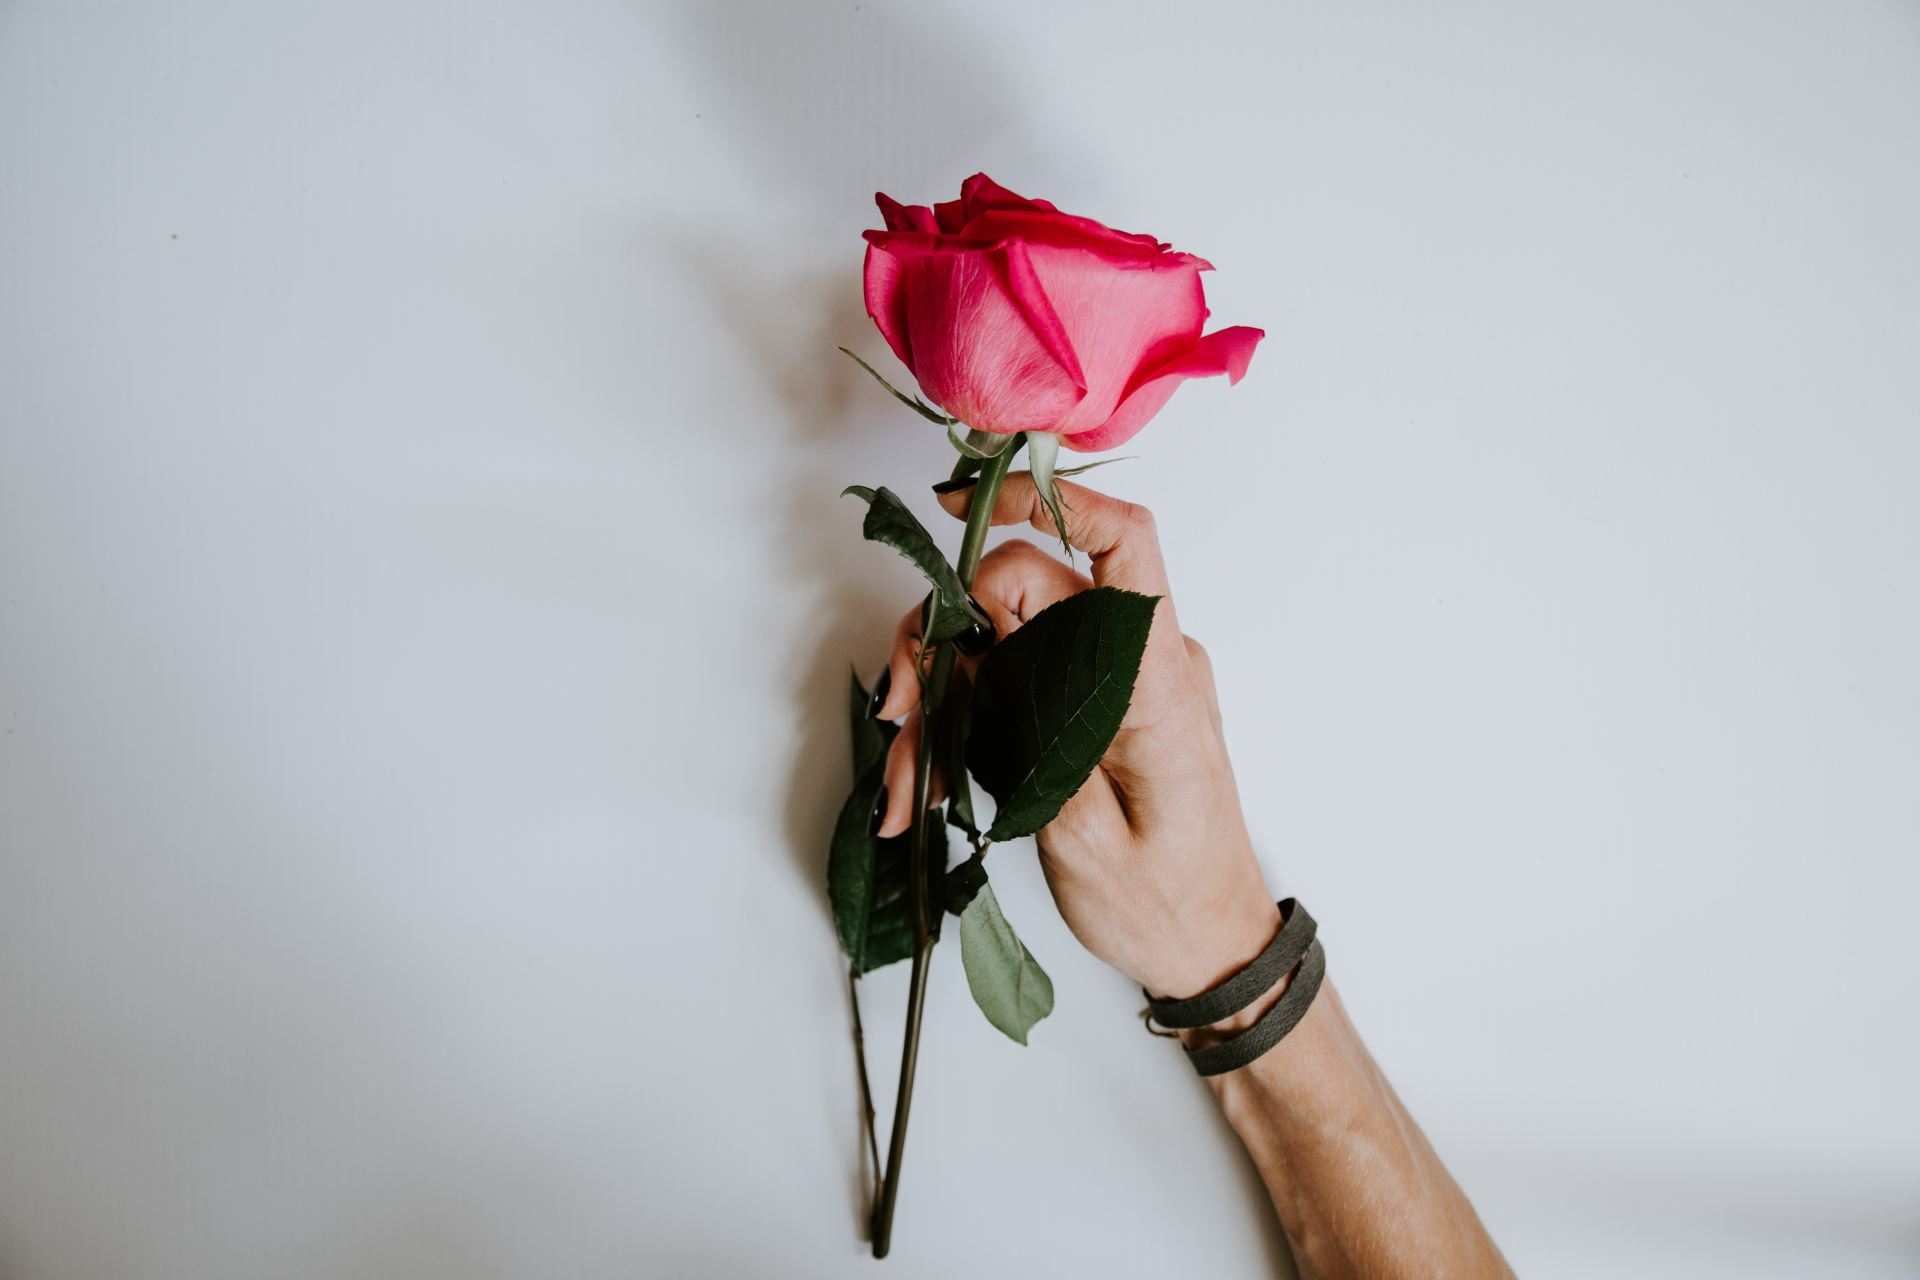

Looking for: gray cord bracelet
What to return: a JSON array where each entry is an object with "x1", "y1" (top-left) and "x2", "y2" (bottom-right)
[
  {"x1": 1184, "y1": 937, "x2": 1327, "y2": 1077},
  {"x1": 1143, "y1": 898, "x2": 1317, "y2": 1029}
]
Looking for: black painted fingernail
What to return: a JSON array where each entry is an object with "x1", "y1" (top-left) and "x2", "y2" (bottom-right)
[
  {"x1": 866, "y1": 668, "x2": 892, "y2": 719},
  {"x1": 868, "y1": 786, "x2": 890, "y2": 836},
  {"x1": 953, "y1": 595, "x2": 996, "y2": 657},
  {"x1": 932, "y1": 476, "x2": 980, "y2": 495}
]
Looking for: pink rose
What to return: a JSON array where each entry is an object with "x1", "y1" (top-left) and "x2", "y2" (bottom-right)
[{"x1": 861, "y1": 173, "x2": 1263, "y2": 452}]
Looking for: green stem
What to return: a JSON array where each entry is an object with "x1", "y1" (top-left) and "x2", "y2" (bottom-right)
[
  {"x1": 870, "y1": 446, "x2": 1014, "y2": 1259},
  {"x1": 848, "y1": 967, "x2": 881, "y2": 1200}
]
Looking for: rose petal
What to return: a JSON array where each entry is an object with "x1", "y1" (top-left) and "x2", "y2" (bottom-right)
[
  {"x1": 861, "y1": 242, "x2": 915, "y2": 370},
  {"x1": 996, "y1": 239, "x2": 1088, "y2": 392},
  {"x1": 1061, "y1": 325, "x2": 1264, "y2": 452},
  {"x1": 862, "y1": 230, "x2": 941, "y2": 252},
  {"x1": 959, "y1": 172, "x2": 1055, "y2": 219},
  {"x1": 875, "y1": 192, "x2": 937, "y2": 235},
  {"x1": 961, "y1": 208, "x2": 1182, "y2": 265},
  {"x1": 933, "y1": 198, "x2": 968, "y2": 234},
  {"x1": 896, "y1": 244, "x2": 1084, "y2": 433},
  {"x1": 863, "y1": 232, "x2": 1093, "y2": 393},
  {"x1": 1020, "y1": 243, "x2": 1208, "y2": 434}
]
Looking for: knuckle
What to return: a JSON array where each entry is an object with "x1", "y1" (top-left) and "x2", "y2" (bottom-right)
[
  {"x1": 976, "y1": 539, "x2": 1052, "y2": 591},
  {"x1": 983, "y1": 537, "x2": 1047, "y2": 568},
  {"x1": 1120, "y1": 501, "x2": 1157, "y2": 537}
]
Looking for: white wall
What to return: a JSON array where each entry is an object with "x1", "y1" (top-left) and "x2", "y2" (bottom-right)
[{"x1": 2, "y1": 2, "x2": 1916, "y2": 1276}]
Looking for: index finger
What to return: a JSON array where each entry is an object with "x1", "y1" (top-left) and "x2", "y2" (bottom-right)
[{"x1": 934, "y1": 471, "x2": 1171, "y2": 599}]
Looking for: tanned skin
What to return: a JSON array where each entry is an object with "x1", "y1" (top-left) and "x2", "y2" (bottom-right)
[{"x1": 871, "y1": 473, "x2": 1513, "y2": 1280}]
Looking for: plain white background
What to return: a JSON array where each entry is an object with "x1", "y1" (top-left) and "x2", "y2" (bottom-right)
[{"x1": 3, "y1": 1, "x2": 1917, "y2": 1276}]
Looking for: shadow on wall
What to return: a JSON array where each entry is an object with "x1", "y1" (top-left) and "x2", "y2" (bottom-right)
[{"x1": 667, "y1": 0, "x2": 1036, "y2": 922}]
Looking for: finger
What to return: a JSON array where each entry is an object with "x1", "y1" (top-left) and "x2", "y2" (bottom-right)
[
  {"x1": 951, "y1": 539, "x2": 1094, "y2": 681},
  {"x1": 877, "y1": 712, "x2": 920, "y2": 838},
  {"x1": 876, "y1": 711, "x2": 946, "y2": 839},
  {"x1": 936, "y1": 472, "x2": 1172, "y2": 599},
  {"x1": 880, "y1": 541, "x2": 1088, "y2": 700},
  {"x1": 875, "y1": 606, "x2": 927, "y2": 721},
  {"x1": 1184, "y1": 634, "x2": 1223, "y2": 731},
  {"x1": 969, "y1": 538, "x2": 1093, "y2": 627}
]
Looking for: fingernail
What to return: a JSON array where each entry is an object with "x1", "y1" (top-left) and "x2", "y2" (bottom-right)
[
  {"x1": 953, "y1": 596, "x2": 996, "y2": 657},
  {"x1": 932, "y1": 476, "x2": 980, "y2": 495},
  {"x1": 868, "y1": 786, "x2": 890, "y2": 836},
  {"x1": 866, "y1": 668, "x2": 892, "y2": 719}
]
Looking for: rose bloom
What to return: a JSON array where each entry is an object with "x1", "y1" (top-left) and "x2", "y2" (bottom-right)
[{"x1": 862, "y1": 173, "x2": 1263, "y2": 452}]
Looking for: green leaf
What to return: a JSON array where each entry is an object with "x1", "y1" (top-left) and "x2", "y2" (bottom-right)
[
  {"x1": 944, "y1": 671, "x2": 979, "y2": 838},
  {"x1": 842, "y1": 485, "x2": 984, "y2": 642},
  {"x1": 840, "y1": 347, "x2": 956, "y2": 425},
  {"x1": 965, "y1": 586, "x2": 1160, "y2": 841},
  {"x1": 828, "y1": 770, "x2": 916, "y2": 974},
  {"x1": 828, "y1": 673, "x2": 914, "y2": 973},
  {"x1": 848, "y1": 668, "x2": 889, "y2": 778},
  {"x1": 942, "y1": 852, "x2": 988, "y2": 916},
  {"x1": 959, "y1": 882, "x2": 1054, "y2": 1044}
]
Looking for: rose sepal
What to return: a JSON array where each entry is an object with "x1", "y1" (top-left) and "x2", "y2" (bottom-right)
[
  {"x1": 1023, "y1": 430, "x2": 1071, "y2": 558},
  {"x1": 839, "y1": 346, "x2": 956, "y2": 425}
]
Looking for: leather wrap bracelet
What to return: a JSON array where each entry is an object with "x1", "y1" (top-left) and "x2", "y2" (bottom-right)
[{"x1": 1143, "y1": 898, "x2": 1327, "y2": 1077}]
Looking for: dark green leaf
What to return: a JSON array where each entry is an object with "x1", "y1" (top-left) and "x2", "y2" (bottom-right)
[
  {"x1": 840, "y1": 347, "x2": 956, "y2": 425},
  {"x1": 943, "y1": 672, "x2": 978, "y2": 838},
  {"x1": 828, "y1": 688, "x2": 953, "y2": 970},
  {"x1": 842, "y1": 485, "x2": 984, "y2": 642},
  {"x1": 848, "y1": 669, "x2": 889, "y2": 778},
  {"x1": 828, "y1": 769, "x2": 915, "y2": 974},
  {"x1": 862, "y1": 826, "x2": 916, "y2": 971},
  {"x1": 828, "y1": 673, "x2": 914, "y2": 973},
  {"x1": 942, "y1": 852, "x2": 988, "y2": 916},
  {"x1": 965, "y1": 586, "x2": 1160, "y2": 841},
  {"x1": 958, "y1": 882, "x2": 1054, "y2": 1044}
]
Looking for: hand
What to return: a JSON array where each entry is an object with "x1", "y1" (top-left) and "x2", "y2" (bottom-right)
[
  {"x1": 871, "y1": 472, "x2": 1278, "y2": 998},
  {"x1": 875, "y1": 473, "x2": 1515, "y2": 1279}
]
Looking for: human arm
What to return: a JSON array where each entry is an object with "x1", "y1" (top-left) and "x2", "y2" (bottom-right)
[{"x1": 870, "y1": 473, "x2": 1513, "y2": 1280}]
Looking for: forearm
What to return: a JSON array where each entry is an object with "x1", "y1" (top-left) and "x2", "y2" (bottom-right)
[{"x1": 1184, "y1": 976, "x2": 1513, "y2": 1279}]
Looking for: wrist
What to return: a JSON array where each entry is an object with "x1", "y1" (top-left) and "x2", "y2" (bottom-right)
[
  {"x1": 1142, "y1": 894, "x2": 1328, "y2": 1081},
  {"x1": 1138, "y1": 886, "x2": 1283, "y2": 1013}
]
